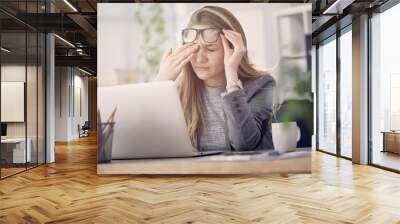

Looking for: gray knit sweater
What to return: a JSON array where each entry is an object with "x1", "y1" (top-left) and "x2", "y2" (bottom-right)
[
  {"x1": 198, "y1": 85, "x2": 228, "y2": 151},
  {"x1": 198, "y1": 75, "x2": 276, "y2": 152}
]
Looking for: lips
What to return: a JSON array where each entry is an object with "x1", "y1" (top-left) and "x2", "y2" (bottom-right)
[{"x1": 195, "y1": 66, "x2": 209, "y2": 70}]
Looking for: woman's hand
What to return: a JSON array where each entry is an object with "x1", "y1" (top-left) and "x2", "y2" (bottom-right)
[
  {"x1": 155, "y1": 43, "x2": 199, "y2": 81},
  {"x1": 220, "y1": 29, "x2": 247, "y2": 86}
]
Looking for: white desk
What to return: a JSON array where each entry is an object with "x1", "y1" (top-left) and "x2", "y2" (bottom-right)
[
  {"x1": 98, "y1": 149, "x2": 311, "y2": 175},
  {"x1": 1, "y1": 138, "x2": 31, "y2": 163}
]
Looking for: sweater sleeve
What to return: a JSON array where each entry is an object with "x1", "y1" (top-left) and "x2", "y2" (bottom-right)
[{"x1": 221, "y1": 81, "x2": 275, "y2": 151}]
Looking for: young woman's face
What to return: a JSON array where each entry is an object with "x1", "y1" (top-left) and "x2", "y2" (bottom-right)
[{"x1": 187, "y1": 24, "x2": 225, "y2": 85}]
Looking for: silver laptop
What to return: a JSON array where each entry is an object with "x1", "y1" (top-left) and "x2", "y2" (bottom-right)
[{"x1": 97, "y1": 81, "x2": 222, "y2": 159}]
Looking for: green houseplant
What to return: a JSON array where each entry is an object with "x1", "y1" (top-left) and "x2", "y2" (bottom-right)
[
  {"x1": 272, "y1": 60, "x2": 313, "y2": 149},
  {"x1": 134, "y1": 4, "x2": 168, "y2": 81}
]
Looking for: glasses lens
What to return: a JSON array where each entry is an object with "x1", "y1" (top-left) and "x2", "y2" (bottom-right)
[
  {"x1": 202, "y1": 29, "x2": 220, "y2": 43},
  {"x1": 182, "y1": 29, "x2": 197, "y2": 43}
]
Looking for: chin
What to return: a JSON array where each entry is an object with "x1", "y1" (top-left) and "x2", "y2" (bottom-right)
[{"x1": 194, "y1": 70, "x2": 213, "y2": 80}]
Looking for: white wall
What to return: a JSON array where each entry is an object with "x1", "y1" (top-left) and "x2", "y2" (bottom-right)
[
  {"x1": 1, "y1": 64, "x2": 46, "y2": 163},
  {"x1": 1, "y1": 66, "x2": 26, "y2": 133},
  {"x1": 55, "y1": 67, "x2": 89, "y2": 141},
  {"x1": 55, "y1": 67, "x2": 68, "y2": 141},
  {"x1": 71, "y1": 73, "x2": 89, "y2": 138},
  {"x1": 1, "y1": 65, "x2": 37, "y2": 138}
]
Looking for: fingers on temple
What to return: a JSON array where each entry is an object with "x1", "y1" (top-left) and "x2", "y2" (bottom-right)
[
  {"x1": 220, "y1": 34, "x2": 231, "y2": 52},
  {"x1": 223, "y1": 30, "x2": 246, "y2": 54},
  {"x1": 223, "y1": 31, "x2": 240, "y2": 49}
]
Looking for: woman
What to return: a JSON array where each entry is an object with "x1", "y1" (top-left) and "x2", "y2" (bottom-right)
[{"x1": 155, "y1": 5, "x2": 275, "y2": 151}]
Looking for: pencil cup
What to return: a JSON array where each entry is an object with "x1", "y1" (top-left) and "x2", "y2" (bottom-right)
[{"x1": 97, "y1": 122, "x2": 115, "y2": 163}]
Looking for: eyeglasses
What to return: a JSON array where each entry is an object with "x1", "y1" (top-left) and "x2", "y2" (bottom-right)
[{"x1": 181, "y1": 28, "x2": 221, "y2": 44}]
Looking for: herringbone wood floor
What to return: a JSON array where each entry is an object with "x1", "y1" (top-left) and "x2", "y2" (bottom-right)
[{"x1": 1, "y1": 134, "x2": 400, "y2": 224}]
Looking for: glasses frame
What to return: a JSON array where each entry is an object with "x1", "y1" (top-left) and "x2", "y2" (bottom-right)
[{"x1": 181, "y1": 28, "x2": 222, "y2": 44}]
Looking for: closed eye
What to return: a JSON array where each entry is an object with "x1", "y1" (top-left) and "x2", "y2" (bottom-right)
[{"x1": 204, "y1": 44, "x2": 218, "y2": 51}]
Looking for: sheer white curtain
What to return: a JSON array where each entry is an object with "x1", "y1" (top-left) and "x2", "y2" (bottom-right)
[{"x1": 318, "y1": 38, "x2": 337, "y2": 154}]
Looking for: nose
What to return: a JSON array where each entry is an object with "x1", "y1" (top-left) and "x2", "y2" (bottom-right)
[
  {"x1": 195, "y1": 46, "x2": 209, "y2": 63},
  {"x1": 192, "y1": 41, "x2": 208, "y2": 63}
]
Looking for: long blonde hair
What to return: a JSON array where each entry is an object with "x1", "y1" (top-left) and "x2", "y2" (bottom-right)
[{"x1": 176, "y1": 5, "x2": 271, "y2": 148}]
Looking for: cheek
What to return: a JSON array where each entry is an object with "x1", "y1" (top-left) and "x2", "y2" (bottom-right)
[{"x1": 209, "y1": 51, "x2": 225, "y2": 71}]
